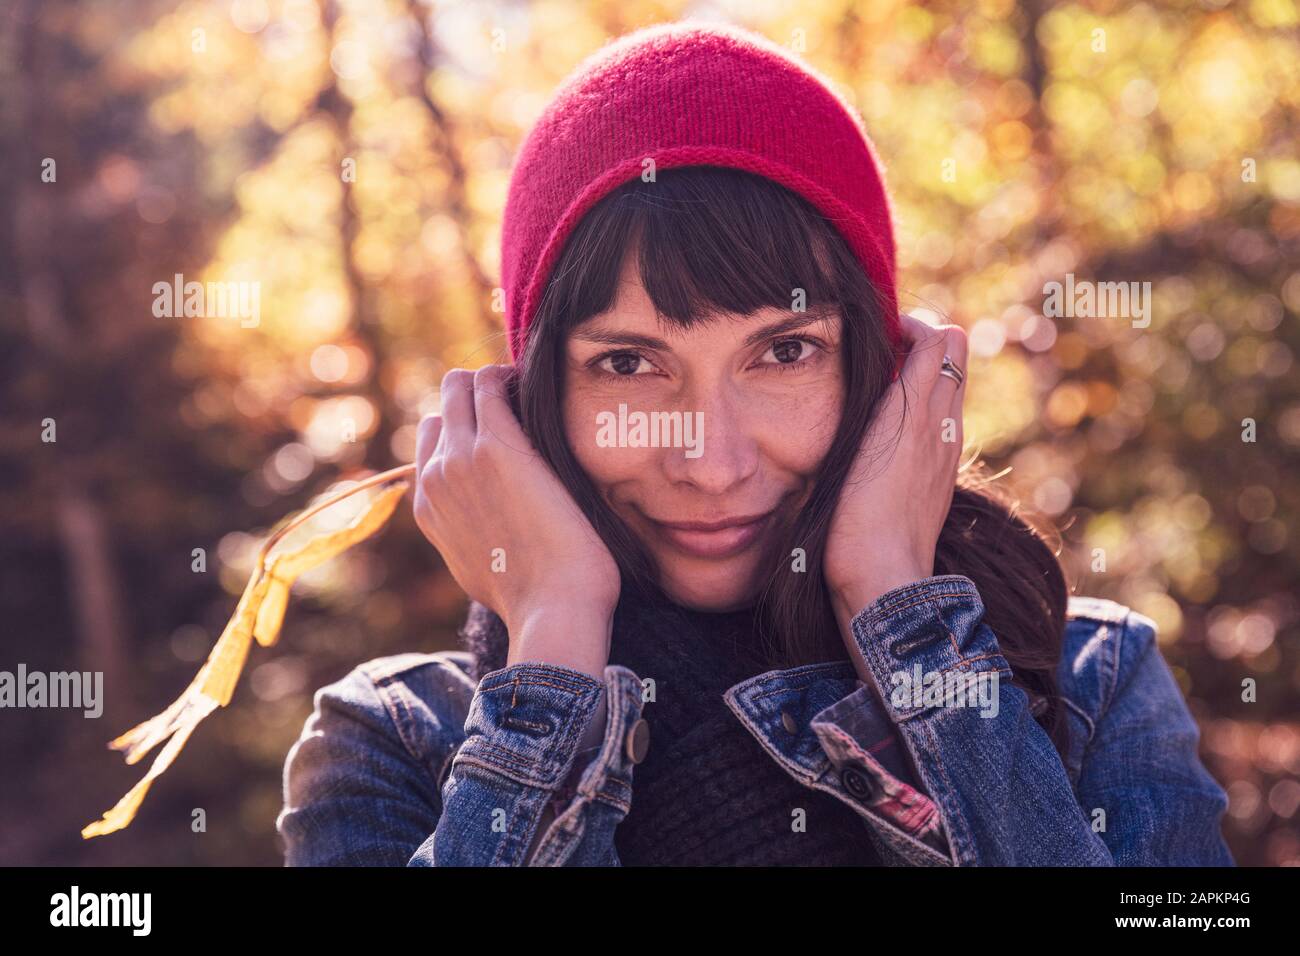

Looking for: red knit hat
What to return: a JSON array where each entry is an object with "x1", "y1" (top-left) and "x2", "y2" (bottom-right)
[{"x1": 500, "y1": 21, "x2": 901, "y2": 363}]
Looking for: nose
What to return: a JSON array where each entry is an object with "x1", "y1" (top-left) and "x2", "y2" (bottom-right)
[{"x1": 659, "y1": 382, "x2": 759, "y2": 495}]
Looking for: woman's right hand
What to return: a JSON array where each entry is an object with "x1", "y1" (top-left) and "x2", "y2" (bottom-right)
[{"x1": 413, "y1": 365, "x2": 621, "y2": 678}]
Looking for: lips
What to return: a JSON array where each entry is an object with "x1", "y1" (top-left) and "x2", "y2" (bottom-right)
[{"x1": 648, "y1": 510, "x2": 776, "y2": 560}]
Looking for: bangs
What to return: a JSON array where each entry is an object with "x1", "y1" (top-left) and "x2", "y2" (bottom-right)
[{"x1": 539, "y1": 165, "x2": 851, "y2": 338}]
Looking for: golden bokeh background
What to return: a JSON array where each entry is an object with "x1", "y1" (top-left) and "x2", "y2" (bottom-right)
[{"x1": 2, "y1": 0, "x2": 1297, "y2": 865}]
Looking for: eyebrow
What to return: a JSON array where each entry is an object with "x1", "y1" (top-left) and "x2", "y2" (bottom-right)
[{"x1": 570, "y1": 308, "x2": 840, "y2": 351}]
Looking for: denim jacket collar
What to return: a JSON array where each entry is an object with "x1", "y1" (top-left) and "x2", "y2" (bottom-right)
[
  {"x1": 722, "y1": 660, "x2": 860, "y2": 786},
  {"x1": 722, "y1": 660, "x2": 951, "y2": 866}
]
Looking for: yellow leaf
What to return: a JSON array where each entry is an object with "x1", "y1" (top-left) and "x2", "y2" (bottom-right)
[{"x1": 81, "y1": 475, "x2": 412, "y2": 839}]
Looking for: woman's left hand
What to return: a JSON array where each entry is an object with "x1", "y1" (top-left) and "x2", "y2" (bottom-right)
[{"x1": 823, "y1": 314, "x2": 969, "y2": 634}]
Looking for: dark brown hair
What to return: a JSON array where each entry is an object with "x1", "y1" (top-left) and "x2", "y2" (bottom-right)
[{"x1": 466, "y1": 165, "x2": 1070, "y2": 759}]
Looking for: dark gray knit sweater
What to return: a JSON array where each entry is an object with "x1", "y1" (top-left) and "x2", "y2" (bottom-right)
[{"x1": 463, "y1": 588, "x2": 883, "y2": 866}]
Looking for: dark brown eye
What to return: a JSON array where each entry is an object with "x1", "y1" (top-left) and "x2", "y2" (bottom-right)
[
  {"x1": 600, "y1": 352, "x2": 647, "y2": 375},
  {"x1": 770, "y1": 339, "x2": 806, "y2": 363}
]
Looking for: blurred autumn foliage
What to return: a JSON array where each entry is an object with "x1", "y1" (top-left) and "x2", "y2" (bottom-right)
[{"x1": 1, "y1": 0, "x2": 1297, "y2": 866}]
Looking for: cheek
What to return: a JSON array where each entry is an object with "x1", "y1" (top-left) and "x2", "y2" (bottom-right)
[
  {"x1": 563, "y1": 392, "x2": 645, "y2": 488},
  {"x1": 751, "y1": 376, "x2": 843, "y2": 474},
  {"x1": 563, "y1": 394, "x2": 596, "y2": 471}
]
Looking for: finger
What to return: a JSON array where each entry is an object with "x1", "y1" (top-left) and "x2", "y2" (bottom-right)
[
  {"x1": 895, "y1": 311, "x2": 929, "y2": 349},
  {"x1": 472, "y1": 364, "x2": 531, "y2": 451},
  {"x1": 412, "y1": 412, "x2": 443, "y2": 538},
  {"x1": 932, "y1": 326, "x2": 968, "y2": 456},
  {"x1": 897, "y1": 314, "x2": 947, "y2": 401},
  {"x1": 947, "y1": 325, "x2": 969, "y2": 396},
  {"x1": 414, "y1": 412, "x2": 443, "y2": 471},
  {"x1": 931, "y1": 325, "x2": 969, "y2": 404},
  {"x1": 943, "y1": 323, "x2": 969, "y2": 374},
  {"x1": 439, "y1": 368, "x2": 477, "y2": 457}
]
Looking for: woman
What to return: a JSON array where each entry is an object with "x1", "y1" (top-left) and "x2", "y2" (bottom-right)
[{"x1": 277, "y1": 22, "x2": 1233, "y2": 866}]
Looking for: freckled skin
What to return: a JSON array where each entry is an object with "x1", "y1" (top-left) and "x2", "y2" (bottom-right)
[{"x1": 563, "y1": 256, "x2": 844, "y2": 611}]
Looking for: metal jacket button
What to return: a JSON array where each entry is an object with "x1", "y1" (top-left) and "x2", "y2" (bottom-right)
[
  {"x1": 841, "y1": 766, "x2": 874, "y2": 801},
  {"x1": 781, "y1": 710, "x2": 798, "y2": 734},
  {"x1": 625, "y1": 718, "x2": 650, "y2": 764}
]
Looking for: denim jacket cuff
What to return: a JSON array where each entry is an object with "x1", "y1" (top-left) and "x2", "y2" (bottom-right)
[
  {"x1": 410, "y1": 660, "x2": 644, "y2": 866},
  {"x1": 850, "y1": 574, "x2": 1013, "y2": 723},
  {"x1": 455, "y1": 661, "x2": 609, "y2": 790},
  {"x1": 527, "y1": 663, "x2": 645, "y2": 865}
]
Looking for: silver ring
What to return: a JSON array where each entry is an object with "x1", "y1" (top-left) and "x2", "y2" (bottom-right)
[{"x1": 939, "y1": 355, "x2": 965, "y2": 386}]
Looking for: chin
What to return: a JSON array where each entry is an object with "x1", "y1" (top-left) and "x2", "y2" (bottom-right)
[{"x1": 654, "y1": 555, "x2": 766, "y2": 612}]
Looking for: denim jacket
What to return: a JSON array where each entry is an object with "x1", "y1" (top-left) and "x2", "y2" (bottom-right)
[{"x1": 277, "y1": 575, "x2": 1235, "y2": 866}]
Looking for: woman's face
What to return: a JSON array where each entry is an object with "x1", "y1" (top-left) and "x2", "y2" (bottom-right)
[{"x1": 563, "y1": 254, "x2": 844, "y2": 611}]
